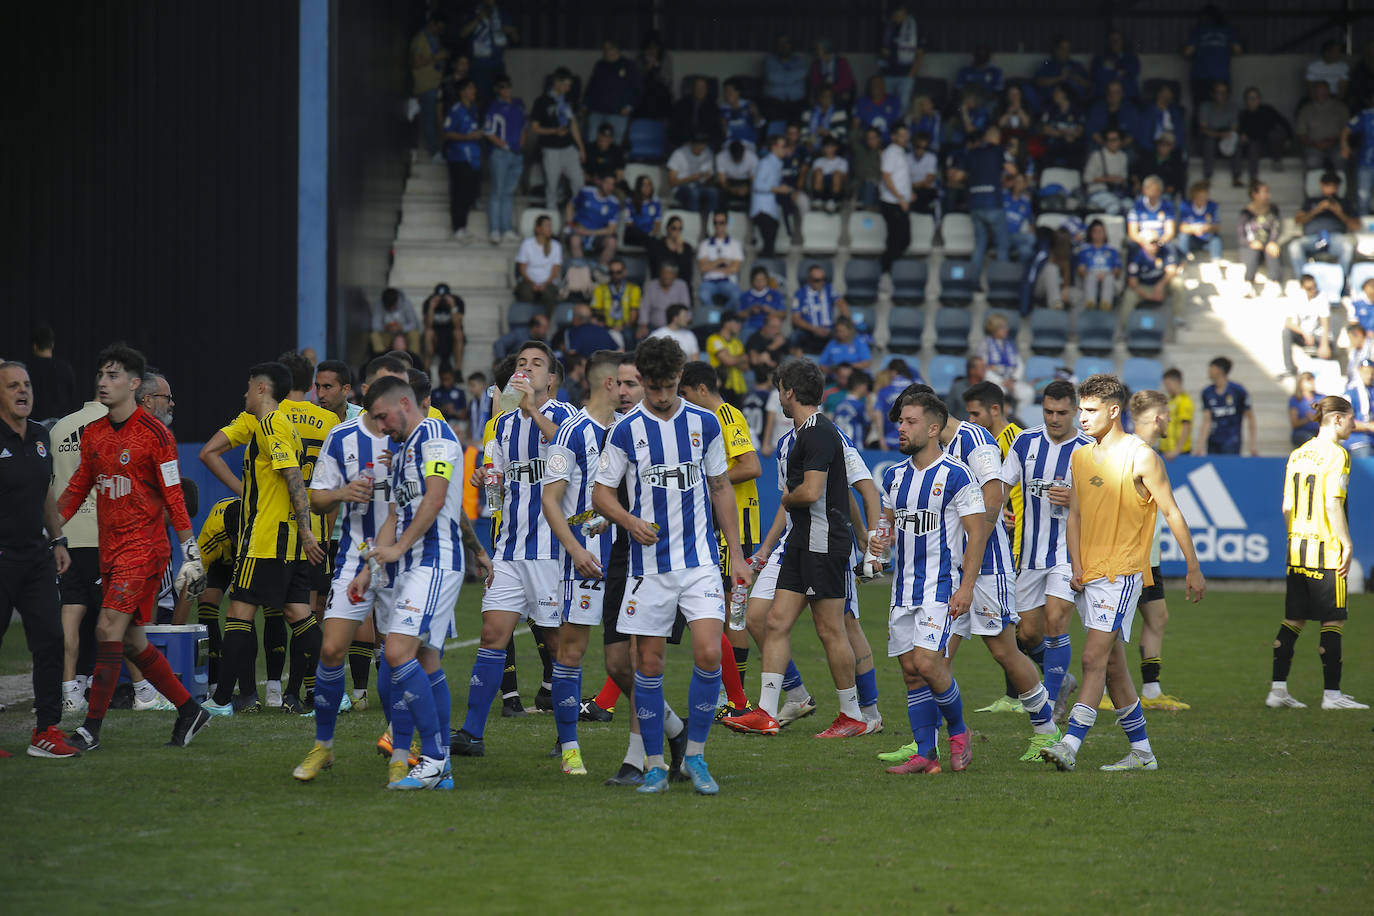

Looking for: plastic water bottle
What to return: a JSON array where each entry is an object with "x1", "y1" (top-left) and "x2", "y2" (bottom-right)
[
  {"x1": 358, "y1": 461, "x2": 380, "y2": 498},
  {"x1": 728, "y1": 578, "x2": 748, "y2": 630},
  {"x1": 749, "y1": 554, "x2": 767, "y2": 572},
  {"x1": 484, "y1": 462, "x2": 502, "y2": 510},
  {"x1": 579, "y1": 515, "x2": 606, "y2": 538},
  {"x1": 498, "y1": 371, "x2": 528, "y2": 414}
]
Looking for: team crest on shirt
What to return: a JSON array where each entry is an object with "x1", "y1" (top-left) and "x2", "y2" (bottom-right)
[
  {"x1": 625, "y1": 599, "x2": 637, "y2": 617},
  {"x1": 691, "y1": 431, "x2": 702, "y2": 449},
  {"x1": 580, "y1": 595, "x2": 591, "y2": 610},
  {"x1": 547, "y1": 453, "x2": 569, "y2": 475},
  {"x1": 931, "y1": 483, "x2": 942, "y2": 497},
  {"x1": 35, "y1": 442, "x2": 47, "y2": 458},
  {"x1": 119, "y1": 448, "x2": 130, "y2": 465}
]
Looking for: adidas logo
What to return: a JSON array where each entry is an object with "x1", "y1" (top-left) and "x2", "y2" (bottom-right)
[
  {"x1": 58, "y1": 429, "x2": 81, "y2": 453},
  {"x1": 1162, "y1": 463, "x2": 1268, "y2": 564},
  {"x1": 636, "y1": 439, "x2": 648, "y2": 447},
  {"x1": 0, "y1": 449, "x2": 10, "y2": 459},
  {"x1": 558, "y1": 695, "x2": 578, "y2": 707},
  {"x1": 470, "y1": 675, "x2": 483, "y2": 686}
]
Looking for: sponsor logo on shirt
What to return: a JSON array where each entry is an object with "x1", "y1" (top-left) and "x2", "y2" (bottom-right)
[
  {"x1": 506, "y1": 459, "x2": 546, "y2": 484},
  {"x1": 640, "y1": 462, "x2": 701, "y2": 490},
  {"x1": 96, "y1": 474, "x2": 132, "y2": 499},
  {"x1": 894, "y1": 507, "x2": 940, "y2": 535}
]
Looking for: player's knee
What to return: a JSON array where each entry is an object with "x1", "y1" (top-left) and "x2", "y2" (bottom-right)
[
  {"x1": 320, "y1": 642, "x2": 348, "y2": 667},
  {"x1": 696, "y1": 642, "x2": 722, "y2": 671}
]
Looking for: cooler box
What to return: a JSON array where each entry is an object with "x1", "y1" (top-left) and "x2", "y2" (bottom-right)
[{"x1": 118, "y1": 624, "x2": 210, "y2": 702}]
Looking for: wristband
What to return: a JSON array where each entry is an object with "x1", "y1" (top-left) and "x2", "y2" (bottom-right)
[{"x1": 48, "y1": 536, "x2": 68, "y2": 549}]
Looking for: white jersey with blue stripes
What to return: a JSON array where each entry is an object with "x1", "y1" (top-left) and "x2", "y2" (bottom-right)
[
  {"x1": 998, "y1": 425, "x2": 1091, "y2": 570},
  {"x1": 311, "y1": 417, "x2": 394, "y2": 580},
  {"x1": 490, "y1": 399, "x2": 575, "y2": 561},
  {"x1": 882, "y1": 454, "x2": 985, "y2": 609},
  {"x1": 545, "y1": 408, "x2": 613, "y2": 578},
  {"x1": 769, "y1": 425, "x2": 872, "y2": 567},
  {"x1": 595, "y1": 399, "x2": 728, "y2": 576},
  {"x1": 944, "y1": 420, "x2": 1014, "y2": 575},
  {"x1": 390, "y1": 417, "x2": 465, "y2": 573}
]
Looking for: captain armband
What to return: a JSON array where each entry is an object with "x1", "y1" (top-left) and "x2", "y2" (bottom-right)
[{"x1": 423, "y1": 459, "x2": 454, "y2": 480}]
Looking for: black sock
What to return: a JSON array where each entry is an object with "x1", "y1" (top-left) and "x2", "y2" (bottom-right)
[
  {"x1": 1141, "y1": 656, "x2": 1162, "y2": 686},
  {"x1": 1319, "y1": 626, "x2": 1342, "y2": 691},
  {"x1": 1272, "y1": 622, "x2": 1301, "y2": 682},
  {"x1": 287, "y1": 616, "x2": 322, "y2": 698},
  {"x1": 348, "y1": 640, "x2": 374, "y2": 691},
  {"x1": 198, "y1": 602, "x2": 221, "y2": 687},
  {"x1": 733, "y1": 646, "x2": 749, "y2": 684},
  {"x1": 502, "y1": 637, "x2": 519, "y2": 698},
  {"x1": 529, "y1": 622, "x2": 554, "y2": 687},
  {"x1": 215, "y1": 620, "x2": 252, "y2": 705},
  {"x1": 263, "y1": 608, "x2": 287, "y2": 682}
]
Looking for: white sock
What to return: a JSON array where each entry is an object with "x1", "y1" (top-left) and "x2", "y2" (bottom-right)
[
  {"x1": 837, "y1": 686, "x2": 860, "y2": 720},
  {"x1": 133, "y1": 679, "x2": 157, "y2": 701},
  {"x1": 318, "y1": 738, "x2": 333, "y2": 748},
  {"x1": 785, "y1": 684, "x2": 809, "y2": 704},
  {"x1": 62, "y1": 679, "x2": 80, "y2": 698},
  {"x1": 1271, "y1": 680, "x2": 1288, "y2": 692},
  {"x1": 861, "y1": 703, "x2": 879, "y2": 721},
  {"x1": 759, "y1": 672, "x2": 783, "y2": 717},
  {"x1": 646, "y1": 754, "x2": 666, "y2": 771},
  {"x1": 663, "y1": 703, "x2": 685, "y2": 739},
  {"x1": 562, "y1": 739, "x2": 579, "y2": 751},
  {"x1": 1324, "y1": 689, "x2": 1342, "y2": 701},
  {"x1": 1141, "y1": 682, "x2": 1162, "y2": 699},
  {"x1": 76, "y1": 674, "x2": 89, "y2": 692},
  {"x1": 685, "y1": 739, "x2": 705, "y2": 757},
  {"x1": 1130, "y1": 739, "x2": 1153, "y2": 755},
  {"x1": 623, "y1": 732, "x2": 645, "y2": 768},
  {"x1": 541, "y1": 681, "x2": 552, "y2": 692},
  {"x1": 1062, "y1": 733, "x2": 1083, "y2": 753},
  {"x1": 266, "y1": 678, "x2": 282, "y2": 693}
]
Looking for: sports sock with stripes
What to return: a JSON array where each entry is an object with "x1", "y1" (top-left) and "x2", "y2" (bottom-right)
[
  {"x1": 502, "y1": 636, "x2": 519, "y2": 699},
  {"x1": 933, "y1": 681, "x2": 965, "y2": 737},
  {"x1": 907, "y1": 687, "x2": 938, "y2": 758},
  {"x1": 428, "y1": 669, "x2": 451, "y2": 749},
  {"x1": 313, "y1": 662, "x2": 346, "y2": 744},
  {"x1": 348, "y1": 640, "x2": 374, "y2": 692},
  {"x1": 83, "y1": 641, "x2": 124, "y2": 730},
  {"x1": 394, "y1": 659, "x2": 441, "y2": 760},
  {"x1": 263, "y1": 608, "x2": 287, "y2": 682},
  {"x1": 198, "y1": 602, "x2": 221, "y2": 687},
  {"x1": 1319, "y1": 626, "x2": 1342, "y2": 692},
  {"x1": 634, "y1": 671, "x2": 665, "y2": 769},
  {"x1": 1022, "y1": 637, "x2": 1046, "y2": 674},
  {"x1": 1063, "y1": 703, "x2": 1097, "y2": 753},
  {"x1": 1115, "y1": 700, "x2": 1151, "y2": 754},
  {"x1": 214, "y1": 619, "x2": 253, "y2": 705},
  {"x1": 1042, "y1": 633, "x2": 1072, "y2": 702},
  {"x1": 286, "y1": 615, "x2": 322, "y2": 698},
  {"x1": 461, "y1": 647, "x2": 505, "y2": 738},
  {"x1": 719, "y1": 634, "x2": 749, "y2": 708},
  {"x1": 131, "y1": 643, "x2": 191, "y2": 708},
  {"x1": 1019, "y1": 683, "x2": 1055, "y2": 732},
  {"x1": 1272, "y1": 622, "x2": 1301, "y2": 682},
  {"x1": 552, "y1": 662, "x2": 581, "y2": 749},
  {"x1": 686, "y1": 666, "x2": 721, "y2": 755}
]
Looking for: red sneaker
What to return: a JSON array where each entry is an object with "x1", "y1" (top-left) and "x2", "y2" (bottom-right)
[
  {"x1": 28, "y1": 726, "x2": 81, "y2": 758},
  {"x1": 0, "y1": 747, "x2": 11, "y2": 759},
  {"x1": 885, "y1": 754, "x2": 941, "y2": 775},
  {"x1": 815, "y1": 714, "x2": 868, "y2": 738},
  {"x1": 721, "y1": 707, "x2": 781, "y2": 735},
  {"x1": 948, "y1": 729, "x2": 971, "y2": 771}
]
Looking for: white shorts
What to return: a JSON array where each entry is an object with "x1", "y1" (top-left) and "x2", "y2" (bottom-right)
[
  {"x1": 390, "y1": 566, "x2": 462, "y2": 651},
  {"x1": 952, "y1": 572, "x2": 1019, "y2": 638},
  {"x1": 323, "y1": 572, "x2": 396, "y2": 635},
  {"x1": 1014, "y1": 564, "x2": 1076, "y2": 612},
  {"x1": 750, "y1": 560, "x2": 782, "y2": 603},
  {"x1": 1076, "y1": 573, "x2": 1142, "y2": 643},
  {"x1": 481, "y1": 558, "x2": 561, "y2": 626},
  {"x1": 618, "y1": 566, "x2": 725, "y2": 638},
  {"x1": 844, "y1": 568, "x2": 859, "y2": 620},
  {"x1": 562, "y1": 576, "x2": 605, "y2": 627},
  {"x1": 887, "y1": 604, "x2": 953, "y2": 657}
]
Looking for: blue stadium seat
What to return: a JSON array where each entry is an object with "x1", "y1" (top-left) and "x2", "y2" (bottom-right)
[
  {"x1": 1077, "y1": 310, "x2": 1117, "y2": 356},
  {"x1": 627, "y1": 120, "x2": 668, "y2": 163},
  {"x1": 507, "y1": 301, "x2": 542, "y2": 332},
  {"x1": 886, "y1": 305, "x2": 926, "y2": 353},
  {"x1": 892, "y1": 258, "x2": 929, "y2": 306},
  {"x1": 1029, "y1": 308, "x2": 1070, "y2": 355},
  {"x1": 928, "y1": 354, "x2": 964, "y2": 395},
  {"x1": 1125, "y1": 310, "x2": 1165, "y2": 356},
  {"x1": 796, "y1": 257, "x2": 834, "y2": 287},
  {"x1": 843, "y1": 257, "x2": 882, "y2": 304},
  {"x1": 984, "y1": 260, "x2": 1025, "y2": 306},
  {"x1": 938, "y1": 260, "x2": 977, "y2": 305},
  {"x1": 553, "y1": 302, "x2": 577, "y2": 330},
  {"x1": 1025, "y1": 355, "x2": 1059, "y2": 386},
  {"x1": 620, "y1": 253, "x2": 648, "y2": 287},
  {"x1": 984, "y1": 307, "x2": 1022, "y2": 336},
  {"x1": 1075, "y1": 356, "x2": 1115, "y2": 379},
  {"x1": 1123, "y1": 357, "x2": 1164, "y2": 393},
  {"x1": 1303, "y1": 261, "x2": 1346, "y2": 304},
  {"x1": 934, "y1": 307, "x2": 972, "y2": 354}
]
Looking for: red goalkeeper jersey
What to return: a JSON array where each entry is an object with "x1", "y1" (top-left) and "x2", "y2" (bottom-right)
[{"x1": 57, "y1": 405, "x2": 192, "y2": 568}]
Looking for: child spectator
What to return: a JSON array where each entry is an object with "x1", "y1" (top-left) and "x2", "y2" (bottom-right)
[
  {"x1": 1177, "y1": 181, "x2": 1223, "y2": 260},
  {"x1": 810, "y1": 136, "x2": 849, "y2": 212},
  {"x1": 1351, "y1": 278, "x2": 1374, "y2": 332},
  {"x1": 1076, "y1": 219, "x2": 1122, "y2": 310},
  {"x1": 740, "y1": 266, "x2": 786, "y2": 333}
]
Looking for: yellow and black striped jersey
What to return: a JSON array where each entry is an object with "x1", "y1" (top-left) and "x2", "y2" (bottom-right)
[
  {"x1": 224, "y1": 409, "x2": 306, "y2": 560},
  {"x1": 1283, "y1": 436, "x2": 1349, "y2": 570},
  {"x1": 716, "y1": 402, "x2": 761, "y2": 549},
  {"x1": 279, "y1": 399, "x2": 340, "y2": 541},
  {"x1": 197, "y1": 497, "x2": 242, "y2": 569},
  {"x1": 996, "y1": 422, "x2": 1024, "y2": 566}
]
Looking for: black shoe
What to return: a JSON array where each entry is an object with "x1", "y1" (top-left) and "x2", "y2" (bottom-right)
[
  {"x1": 579, "y1": 698, "x2": 614, "y2": 722},
  {"x1": 546, "y1": 737, "x2": 561, "y2": 758},
  {"x1": 535, "y1": 686, "x2": 553, "y2": 713},
  {"x1": 604, "y1": 762, "x2": 644, "y2": 786},
  {"x1": 450, "y1": 728, "x2": 485, "y2": 757},
  {"x1": 667, "y1": 728, "x2": 689, "y2": 782},
  {"x1": 69, "y1": 726, "x2": 100, "y2": 752},
  {"x1": 233, "y1": 694, "x2": 262, "y2": 713},
  {"x1": 502, "y1": 696, "x2": 528, "y2": 717},
  {"x1": 167, "y1": 706, "x2": 212, "y2": 748},
  {"x1": 280, "y1": 694, "x2": 305, "y2": 714}
]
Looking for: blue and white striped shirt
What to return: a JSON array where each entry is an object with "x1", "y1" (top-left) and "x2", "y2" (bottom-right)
[
  {"x1": 944, "y1": 421, "x2": 1014, "y2": 575},
  {"x1": 390, "y1": 417, "x2": 465, "y2": 573},
  {"x1": 311, "y1": 417, "x2": 393, "y2": 581},
  {"x1": 882, "y1": 454, "x2": 984, "y2": 609},
  {"x1": 999, "y1": 425, "x2": 1091, "y2": 570},
  {"x1": 545, "y1": 409, "x2": 612, "y2": 578},
  {"x1": 491, "y1": 399, "x2": 575, "y2": 561}
]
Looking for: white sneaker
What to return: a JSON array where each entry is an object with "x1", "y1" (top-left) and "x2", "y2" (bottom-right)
[
  {"x1": 454, "y1": 228, "x2": 470, "y2": 244},
  {"x1": 502, "y1": 230, "x2": 520, "y2": 244},
  {"x1": 1321, "y1": 693, "x2": 1369, "y2": 710},
  {"x1": 1099, "y1": 749, "x2": 1158, "y2": 771},
  {"x1": 388, "y1": 754, "x2": 446, "y2": 790},
  {"x1": 777, "y1": 694, "x2": 817, "y2": 726},
  {"x1": 265, "y1": 681, "x2": 283, "y2": 709},
  {"x1": 862, "y1": 715, "x2": 884, "y2": 735},
  {"x1": 132, "y1": 693, "x2": 176, "y2": 711},
  {"x1": 490, "y1": 231, "x2": 502, "y2": 245},
  {"x1": 63, "y1": 695, "x2": 87, "y2": 716},
  {"x1": 1265, "y1": 688, "x2": 1307, "y2": 708}
]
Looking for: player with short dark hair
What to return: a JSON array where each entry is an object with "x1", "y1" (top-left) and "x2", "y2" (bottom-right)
[{"x1": 314, "y1": 360, "x2": 357, "y2": 421}]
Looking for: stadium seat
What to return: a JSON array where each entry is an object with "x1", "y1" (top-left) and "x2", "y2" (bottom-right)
[
  {"x1": 552, "y1": 302, "x2": 577, "y2": 330},
  {"x1": 518, "y1": 207, "x2": 558, "y2": 239},
  {"x1": 692, "y1": 305, "x2": 724, "y2": 346},
  {"x1": 847, "y1": 211, "x2": 887, "y2": 257},
  {"x1": 1025, "y1": 355, "x2": 1059, "y2": 386},
  {"x1": 984, "y1": 307, "x2": 1022, "y2": 336},
  {"x1": 928, "y1": 354, "x2": 964, "y2": 395},
  {"x1": 621, "y1": 253, "x2": 649, "y2": 287},
  {"x1": 985, "y1": 261, "x2": 1025, "y2": 306},
  {"x1": 891, "y1": 258, "x2": 929, "y2": 306},
  {"x1": 1029, "y1": 309, "x2": 1070, "y2": 355},
  {"x1": 752, "y1": 255, "x2": 787, "y2": 288},
  {"x1": 627, "y1": 119, "x2": 668, "y2": 162},
  {"x1": 663, "y1": 208, "x2": 702, "y2": 242},
  {"x1": 1084, "y1": 213, "x2": 1126, "y2": 249},
  {"x1": 938, "y1": 260, "x2": 977, "y2": 305},
  {"x1": 1349, "y1": 261, "x2": 1374, "y2": 297},
  {"x1": 623, "y1": 163, "x2": 666, "y2": 196},
  {"x1": 1303, "y1": 168, "x2": 1346, "y2": 199},
  {"x1": 843, "y1": 257, "x2": 882, "y2": 304},
  {"x1": 1123, "y1": 356, "x2": 1164, "y2": 393},
  {"x1": 796, "y1": 257, "x2": 834, "y2": 286},
  {"x1": 507, "y1": 301, "x2": 542, "y2": 331},
  {"x1": 1077, "y1": 310, "x2": 1117, "y2": 356},
  {"x1": 801, "y1": 212, "x2": 842, "y2": 254},
  {"x1": 941, "y1": 213, "x2": 975, "y2": 257},
  {"x1": 1039, "y1": 166, "x2": 1083, "y2": 203},
  {"x1": 1125, "y1": 310, "x2": 1165, "y2": 356},
  {"x1": 725, "y1": 211, "x2": 751, "y2": 241},
  {"x1": 907, "y1": 213, "x2": 936, "y2": 256},
  {"x1": 753, "y1": 219, "x2": 792, "y2": 254},
  {"x1": 934, "y1": 307, "x2": 972, "y2": 354},
  {"x1": 1035, "y1": 213, "x2": 1071, "y2": 232},
  {"x1": 1075, "y1": 355, "x2": 1115, "y2": 379},
  {"x1": 886, "y1": 304, "x2": 926, "y2": 352},
  {"x1": 1303, "y1": 262, "x2": 1345, "y2": 304}
]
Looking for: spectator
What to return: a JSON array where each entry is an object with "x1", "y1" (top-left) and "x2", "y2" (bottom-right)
[
  {"x1": 878, "y1": 122, "x2": 912, "y2": 280},
  {"x1": 1288, "y1": 371, "x2": 1322, "y2": 446},
  {"x1": 1038, "y1": 84, "x2": 1086, "y2": 168},
  {"x1": 670, "y1": 77, "x2": 722, "y2": 149},
  {"x1": 1237, "y1": 86, "x2": 1289, "y2": 184},
  {"x1": 442, "y1": 78, "x2": 483, "y2": 244},
  {"x1": 810, "y1": 135, "x2": 849, "y2": 213},
  {"x1": 1001, "y1": 133, "x2": 1035, "y2": 181},
  {"x1": 431, "y1": 367, "x2": 467, "y2": 423},
  {"x1": 904, "y1": 94, "x2": 943, "y2": 153},
  {"x1": 1193, "y1": 355, "x2": 1257, "y2": 456},
  {"x1": 1077, "y1": 219, "x2": 1123, "y2": 310},
  {"x1": 531, "y1": 68, "x2": 586, "y2": 211},
  {"x1": 1127, "y1": 175, "x2": 1178, "y2": 256},
  {"x1": 372, "y1": 288, "x2": 419, "y2": 354},
  {"x1": 1348, "y1": 323, "x2": 1374, "y2": 382},
  {"x1": 591, "y1": 258, "x2": 642, "y2": 345},
  {"x1": 830, "y1": 370, "x2": 872, "y2": 445},
  {"x1": 583, "y1": 39, "x2": 638, "y2": 143},
  {"x1": 1349, "y1": 38, "x2": 1374, "y2": 112},
  {"x1": 1034, "y1": 35, "x2": 1093, "y2": 106},
  {"x1": 996, "y1": 83, "x2": 1035, "y2": 141},
  {"x1": 1197, "y1": 81, "x2": 1241, "y2": 185},
  {"x1": 946, "y1": 356, "x2": 988, "y2": 420},
  {"x1": 762, "y1": 35, "x2": 808, "y2": 121},
  {"x1": 818, "y1": 317, "x2": 872, "y2": 370},
  {"x1": 666, "y1": 133, "x2": 720, "y2": 217},
  {"x1": 639, "y1": 263, "x2": 691, "y2": 336},
  {"x1": 648, "y1": 303, "x2": 701, "y2": 361},
  {"x1": 1159, "y1": 367, "x2": 1193, "y2": 459},
  {"x1": 409, "y1": 14, "x2": 448, "y2": 159},
  {"x1": 584, "y1": 123, "x2": 626, "y2": 186},
  {"x1": 493, "y1": 312, "x2": 548, "y2": 361},
  {"x1": 751, "y1": 135, "x2": 791, "y2": 257},
  {"x1": 515, "y1": 214, "x2": 563, "y2": 309},
  {"x1": 624, "y1": 175, "x2": 663, "y2": 249},
  {"x1": 716, "y1": 140, "x2": 759, "y2": 211},
  {"x1": 1177, "y1": 181, "x2": 1223, "y2": 260},
  {"x1": 439, "y1": 53, "x2": 472, "y2": 115},
  {"x1": 1288, "y1": 171, "x2": 1359, "y2": 276},
  {"x1": 853, "y1": 126, "x2": 884, "y2": 210},
  {"x1": 483, "y1": 75, "x2": 526, "y2": 245},
  {"x1": 25, "y1": 325, "x2": 74, "y2": 423},
  {"x1": 947, "y1": 87, "x2": 993, "y2": 151},
  {"x1": 561, "y1": 352, "x2": 588, "y2": 407},
  {"x1": 907, "y1": 131, "x2": 939, "y2": 214},
  {"x1": 742, "y1": 369, "x2": 778, "y2": 449},
  {"x1": 856, "y1": 76, "x2": 902, "y2": 144},
  {"x1": 1352, "y1": 277, "x2": 1374, "y2": 332},
  {"x1": 460, "y1": 1, "x2": 516, "y2": 102},
  {"x1": 1035, "y1": 228, "x2": 1078, "y2": 311},
  {"x1": 1306, "y1": 40, "x2": 1350, "y2": 97},
  {"x1": 421, "y1": 283, "x2": 465, "y2": 374},
  {"x1": 982, "y1": 313, "x2": 1028, "y2": 406},
  {"x1": 705, "y1": 311, "x2": 748, "y2": 404},
  {"x1": 1004, "y1": 172, "x2": 1035, "y2": 262},
  {"x1": 635, "y1": 32, "x2": 673, "y2": 120},
  {"x1": 1131, "y1": 130, "x2": 1186, "y2": 199},
  {"x1": 1091, "y1": 29, "x2": 1141, "y2": 100},
  {"x1": 804, "y1": 83, "x2": 849, "y2": 154},
  {"x1": 955, "y1": 44, "x2": 1004, "y2": 99},
  {"x1": 1086, "y1": 81, "x2": 1139, "y2": 157},
  {"x1": 1184, "y1": 6, "x2": 1242, "y2": 110},
  {"x1": 563, "y1": 303, "x2": 618, "y2": 357},
  {"x1": 697, "y1": 213, "x2": 744, "y2": 308},
  {"x1": 874, "y1": 360, "x2": 918, "y2": 450},
  {"x1": 1238, "y1": 180, "x2": 1283, "y2": 294},
  {"x1": 1143, "y1": 84, "x2": 1186, "y2": 155},
  {"x1": 1340, "y1": 91, "x2": 1374, "y2": 214},
  {"x1": 778, "y1": 122, "x2": 810, "y2": 233},
  {"x1": 719, "y1": 80, "x2": 762, "y2": 150},
  {"x1": 954, "y1": 125, "x2": 1010, "y2": 279},
  {"x1": 1084, "y1": 128, "x2": 1132, "y2": 214},
  {"x1": 1347, "y1": 359, "x2": 1374, "y2": 458},
  {"x1": 740, "y1": 266, "x2": 786, "y2": 333},
  {"x1": 746, "y1": 308, "x2": 790, "y2": 378},
  {"x1": 791, "y1": 263, "x2": 849, "y2": 354},
  {"x1": 808, "y1": 39, "x2": 855, "y2": 108},
  {"x1": 878, "y1": 5, "x2": 924, "y2": 113},
  {"x1": 1122, "y1": 240, "x2": 1180, "y2": 322},
  {"x1": 1296, "y1": 81, "x2": 1349, "y2": 172},
  {"x1": 649, "y1": 215, "x2": 696, "y2": 295},
  {"x1": 567, "y1": 171, "x2": 621, "y2": 267},
  {"x1": 1279, "y1": 274, "x2": 1334, "y2": 380}
]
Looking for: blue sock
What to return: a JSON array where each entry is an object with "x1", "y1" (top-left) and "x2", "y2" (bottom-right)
[
  {"x1": 687, "y1": 666, "x2": 721, "y2": 746},
  {"x1": 394, "y1": 659, "x2": 441, "y2": 760},
  {"x1": 781, "y1": 660, "x2": 803, "y2": 692},
  {"x1": 634, "y1": 671, "x2": 664, "y2": 761},
  {"x1": 1042, "y1": 634, "x2": 1072, "y2": 702},
  {"x1": 1066, "y1": 703, "x2": 1097, "y2": 749},
  {"x1": 389, "y1": 675, "x2": 413, "y2": 757},
  {"x1": 1019, "y1": 683, "x2": 1054, "y2": 728},
  {"x1": 428, "y1": 669, "x2": 450, "y2": 746},
  {"x1": 907, "y1": 687, "x2": 938, "y2": 758},
  {"x1": 461, "y1": 647, "x2": 506, "y2": 738},
  {"x1": 856, "y1": 668, "x2": 879, "y2": 709},
  {"x1": 1116, "y1": 700, "x2": 1148, "y2": 744},
  {"x1": 552, "y1": 662, "x2": 581, "y2": 748},
  {"x1": 376, "y1": 652, "x2": 392, "y2": 725},
  {"x1": 934, "y1": 680, "x2": 966, "y2": 737},
  {"x1": 313, "y1": 662, "x2": 346, "y2": 744},
  {"x1": 1025, "y1": 638, "x2": 1046, "y2": 673}
]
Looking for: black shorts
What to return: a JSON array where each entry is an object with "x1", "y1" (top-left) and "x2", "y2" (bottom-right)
[
  {"x1": 58, "y1": 547, "x2": 102, "y2": 607},
  {"x1": 717, "y1": 534, "x2": 758, "y2": 588},
  {"x1": 1138, "y1": 566, "x2": 1165, "y2": 604},
  {"x1": 229, "y1": 557, "x2": 313, "y2": 609},
  {"x1": 206, "y1": 561, "x2": 233, "y2": 595},
  {"x1": 1285, "y1": 566, "x2": 1347, "y2": 622},
  {"x1": 775, "y1": 541, "x2": 847, "y2": 601},
  {"x1": 310, "y1": 543, "x2": 338, "y2": 594}
]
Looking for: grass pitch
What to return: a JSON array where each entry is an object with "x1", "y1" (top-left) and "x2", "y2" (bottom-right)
[{"x1": 1, "y1": 586, "x2": 1371, "y2": 914}]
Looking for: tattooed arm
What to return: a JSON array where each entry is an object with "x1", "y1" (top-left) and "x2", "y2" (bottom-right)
[{"x1": 282, "y1": 466, "x2": 326, "y2": 565}]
